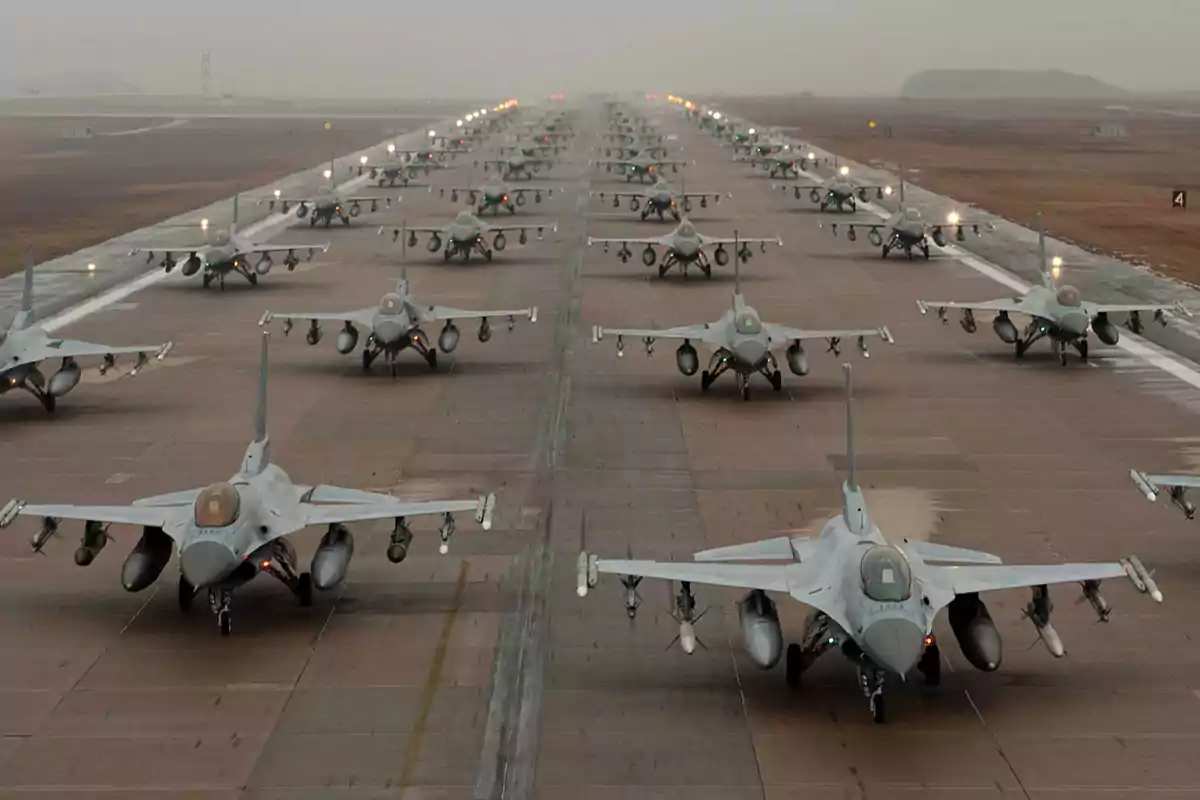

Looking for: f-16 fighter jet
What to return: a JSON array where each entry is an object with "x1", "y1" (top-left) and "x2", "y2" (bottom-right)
[
  {"x1": 587, "y1": 219, "x2": 779, "y2": 279},
  {"x1": 380, "y1": 210, "x2": 557, "y2": 263},
  {"x1": 773, "y1": 165, "x2": 893, "y2": 212},
  {"x1": 259, "y1": 271, "x2": 537, "y2": 376},
  {"x1": 0, "y1": 251, "x2": 174, "y2": 413},
  {"x1": 355, "y1": 153, "x2": 445, "y2": 187},
  {"x1": 590, "y1": 261, "x2": 890, "y2": 398},
  {"x1": 265, "y1": 163, "x2": 400, "y2": 227},
  {"x1": 128, "y1": 195, "x2": 329, "y2": 290},
  {"x1": 480, "y1": 153, "x2": 552, "y2": 181},
  {"x1": 736, "y1": 151, "x2": 815, "y2": 179},
  {"x1": 821, "y1": 182, "x2": 992, "y2": 259},
  {"x1": 437, "y1": 179, "x2": 554, "y2": 216},
  {"x1": 577, "y1": 363, "x2": 1162, "y2": 721},
  {"x1": 917, "y1": 214, "x2": 1191, "y2": 364},
  {"x1": 0, "y1": 331, "x2": 497, "y2": 636},
  {"x1": 590, "y1": 178, "x2": 730, "y2": 222},
  {"x1": 592, "y1": 155, "x2": 691, "y2": 184}
]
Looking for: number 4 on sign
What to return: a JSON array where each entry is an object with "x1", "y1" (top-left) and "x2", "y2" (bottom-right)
[{"x1": 1173, "y1": 190, "x2": 1187, "y2": 209}]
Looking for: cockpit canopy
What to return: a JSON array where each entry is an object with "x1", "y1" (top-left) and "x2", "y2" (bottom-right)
[
  {"x1": 676, "y1": 220, "x2": 697, "y2": 238},
  {"x1": 734, "y1": 310, "x2": 762, "y2": 335},
  {"x1": 860, "y1": 545, "x2": 912, "y2": 602},
  {"x1": 379, "y1": 292, "x2": 403, "y2": 313},
  {"x1": 1056, "y1": 285, "x2": 1082, "y2": 308},
  {"x1": 194, "y1": 483, "x2": 241, "y2": 528}
]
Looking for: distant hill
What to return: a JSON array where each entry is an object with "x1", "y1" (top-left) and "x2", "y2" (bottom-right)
[{"x1": 901, "y1": 70, "x2": 1128, "y2": 100}]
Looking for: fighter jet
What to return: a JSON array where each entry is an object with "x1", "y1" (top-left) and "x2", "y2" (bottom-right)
[
  {"x1": 917, "y1": 214, "x2": 1192, "y2": 364},
  {"x1": 379, "y1": 210, "x2": 557, "y2": 263},
  {"x1": 259, "y1": 271, "x2": 537, "y2": 375},
  {"x1": 355, "y1": 154, "x2": 445, "y2": 187},
  {"x1": 593, "y1": 155, "x2": 691, "y2": 184},
  {"x1": 587, "y1": 219, "x2": 779, "y2": 280},
  {"x1": 822, "y1": 183, "x2": 992, "y2": 259},
  {"x1": 480, "y1": 153, "x2": 552, "y2": 181},
  {"x1": 0, "y1": 252, "x2": 174, "y2": 413},
  {"x1": 589, "y1": 178, "x2": 730, "y2": 222},
  {"x1": 576, "y1": 363, "x2": 1162, "y2": 721},
  {"x1": 128, "y1": 195, "x2": 330, "y2": 290},
  {"x1": 265, "y1": 163, "x2": 400, "y2": 227},
  {"x1": 736, "y1": 151, "x2": 814, "y2": 180},
  {"x1": 591, "y1": 260, "x2": 890, "y2": 398},
  {"x1": 773, "y1": 165, "x2": 892, "y2": 213},
  {"x1": 437, "y1": 179, "x2": 555, "y2": 215},
  {"x1": 0, "y1": 331, "x2": 497, "y2": 636}
]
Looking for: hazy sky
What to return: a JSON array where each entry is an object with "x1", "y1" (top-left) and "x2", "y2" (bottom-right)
[{"x1": 1, "y1": 1, "x2": 1196, "y2": 98}]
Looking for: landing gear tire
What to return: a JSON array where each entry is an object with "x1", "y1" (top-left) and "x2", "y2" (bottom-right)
[
  {"x1": 871, "y1": 694, "x2": 886, "y2": 724},
  {"x1": 770, "y1": 370, "x2": 783, "y2": 391},
  {"x1": 218, "y1": 609, "x2": 232, "y2": 637},
  {"x1": 785, "y1": 643, "x2": 802, "y2": 686},
  {"x1": 700, "y1": 370, "x2": 713, "y2": 393},
  {"x1": 918, "y1": 644, "x2": 941, "y2": 687},
  {"x1": 426, "y1": 350, "x2": 438, "y2": 371},
  {"x1": 178, "y1": 576, "x2": 195, "y2": 613},
  {"x1": 297, "y1": 572, "x2": 313, "y2": 607}
]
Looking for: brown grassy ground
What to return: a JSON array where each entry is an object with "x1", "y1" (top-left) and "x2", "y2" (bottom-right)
[
  {"x1": 715, "y1": 97, "x2": 1200, "y2": 283},
  {"x1": 0, "y1": 115, "x2": 434, "y2": 275}
]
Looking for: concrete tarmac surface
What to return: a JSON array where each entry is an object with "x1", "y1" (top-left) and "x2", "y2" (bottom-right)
[{"x1": 3, "y1": 101, "x2": 1200, "y2": 799}]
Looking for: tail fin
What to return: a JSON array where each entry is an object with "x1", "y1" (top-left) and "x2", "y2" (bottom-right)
[
  {"x1": 841, "y1": 362, "x2": 871, "y2": 535},
  {"x1": 239, "y1": 330, "x2": 272, "y2": 475},
  {"x1": 254, "y1": 330, "x2": 268, "y2": 443},
  {"x1": 12, "y1": 247, "x2": 34, "y2": 330},
  {"x1": 1036, "y1": 212, "x2": 1056, "y2": 290}
]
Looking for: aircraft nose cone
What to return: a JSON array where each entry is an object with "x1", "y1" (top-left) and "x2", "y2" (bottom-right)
[
  {"x1": 734, "y1": 340, "x2": 767, "y2": 367},
  {"x1": 179, "y1": 541, "x2": 237, "y2": 588},
  {"x1": 861, "y1": 618, "x2": 925, "y2": 678},
  {"x1": 374, "y1": 320, "x2": 404, "y2": 344}
]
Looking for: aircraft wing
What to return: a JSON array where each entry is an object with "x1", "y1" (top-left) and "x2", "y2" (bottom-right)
[
  {"x1": 16, "y1": 336, "x2": 173, "y2": 368},
  {"x1": 593, "y1": 558, "x2": 792, "y2": 593},
  {"x1": 0, "y1": 500, "x2": 172, "y2": 531},
  {"x1": 417, "y1": 304, "x2": 538, "y2": 324},
  {"x1": 592, "y1": 322, "x2": 722, "y2": 346},
  {"x1": 935, "y1": 562, "x2": 1129, "y2": 599},
  {"x1": 301, "y1": 493, "x2": 496, "y2": 529},
  {"x1": 258, "y1": 307, "x2": 376, "y2": 329},
  {"x1": 697, "y1": 233, "x2": 783, "y2": 247},
  {"x1": 916, "y1": 298, "x2": 1027, "y2": 317},
  {"x1": 763, "y1": 323, "x2": 894, "y2": 347},
  {"x1": 587, "y1": 232, "x2": 677, "y2": 247}
]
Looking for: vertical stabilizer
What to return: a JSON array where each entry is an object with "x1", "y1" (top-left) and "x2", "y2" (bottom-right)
[
  {"x1": 240, "y1": 330, "x2": 272, "y2": 475},
  {"x1": 12, "y1": 248, "x2": 34, "y2": 331},
  {"x1": 841, "y1": 362, "x2": 871, "y2": 535},
  {"x1": 1036, "y1": 212, "x2": 1056, "y2": 290}
]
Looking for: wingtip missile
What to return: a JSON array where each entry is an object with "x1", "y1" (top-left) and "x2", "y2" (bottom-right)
[
  {"x1": 1129, "y1": 470, "x2": 1159, "y2": 502},
  {"x1": 0, "y1": 498, "x2": 24, "y2": 528},
  {"x1": 1122, "y1": 555, "x2": 1163, "y2": 603}
]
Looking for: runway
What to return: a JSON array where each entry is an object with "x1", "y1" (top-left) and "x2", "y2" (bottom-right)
[{"x1": 3, "y1": 100, "x2": 1200, "y2": 798}]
